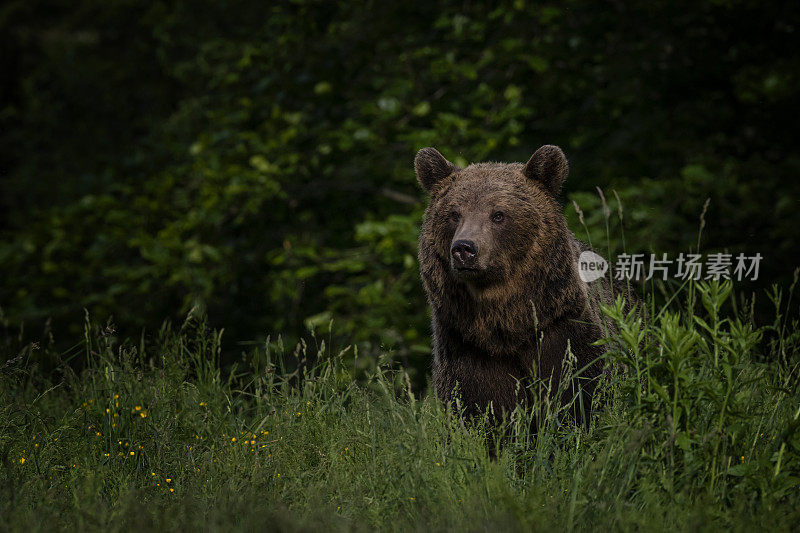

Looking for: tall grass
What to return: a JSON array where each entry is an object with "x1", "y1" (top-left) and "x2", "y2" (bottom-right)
[
  {"x1": 1, "y1": 274, "x2": 799, "y2": 531},
  {"x1": 3, "y1": 189, "x2": 800, "y2": 530}
]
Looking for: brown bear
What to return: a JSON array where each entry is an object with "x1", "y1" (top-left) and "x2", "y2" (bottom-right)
[{"x1": 415, "y1": 145, "x2": 631, "y2": 423}]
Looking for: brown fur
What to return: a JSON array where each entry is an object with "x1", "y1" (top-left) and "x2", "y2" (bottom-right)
[{"x1": 415, "y1": 146, "x2": 632, "y2": 422}]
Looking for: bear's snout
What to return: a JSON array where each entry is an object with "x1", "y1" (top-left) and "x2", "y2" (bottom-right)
[{"x1": 451, "y1": 239, "x2": 479, "y2": 270}]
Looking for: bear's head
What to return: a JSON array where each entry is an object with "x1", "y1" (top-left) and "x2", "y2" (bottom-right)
[{"x1": 415, "y1": 145, "x2": 572, "y2": 293}]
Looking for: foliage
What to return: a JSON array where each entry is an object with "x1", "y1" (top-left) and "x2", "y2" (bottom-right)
[{"x1": 2, "y1": 1, "x2": 800, "y2": 375}]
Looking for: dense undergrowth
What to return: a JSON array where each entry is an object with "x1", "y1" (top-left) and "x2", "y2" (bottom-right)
[{"x1": 1, "y1": 278, "x2": 800, "y2": 531}]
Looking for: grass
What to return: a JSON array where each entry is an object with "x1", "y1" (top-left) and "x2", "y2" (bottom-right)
[{"x1": 1, "y1": 278, "x2": 800, "y2": 531}]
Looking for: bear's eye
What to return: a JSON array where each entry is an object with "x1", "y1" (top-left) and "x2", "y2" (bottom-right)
[
  {"x1": 449, "y1": 211, "x2": 460, "y2": 223},
  {"x1": 491, "y1": 211, "x2": 505, "y2": 223}
]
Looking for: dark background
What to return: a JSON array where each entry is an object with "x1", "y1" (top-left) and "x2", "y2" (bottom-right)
[{"x1": 2, "y1": 0, "x2": 799, "y2": 379}]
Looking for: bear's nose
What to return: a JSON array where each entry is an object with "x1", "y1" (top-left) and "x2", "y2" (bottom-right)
[{"x1": 451, "y1": 239, "x2": 478, "y2": 268}]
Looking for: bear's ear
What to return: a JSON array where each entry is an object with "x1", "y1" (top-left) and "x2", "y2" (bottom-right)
[
  {"x1": 414, "y1": 147, "x2": 457, "y2": 192},
  {"x1": 523, "y1": 145, "x2": 569, "y2": 195}
]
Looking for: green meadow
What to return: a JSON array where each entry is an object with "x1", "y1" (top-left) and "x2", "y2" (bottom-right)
[{"x1": 2, "y1": 279, "x2": 799, "y2": 531}]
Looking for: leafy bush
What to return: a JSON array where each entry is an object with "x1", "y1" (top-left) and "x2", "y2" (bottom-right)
[{"x1": 3, "y1": 1, "x2": 800, "y2": 377}]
